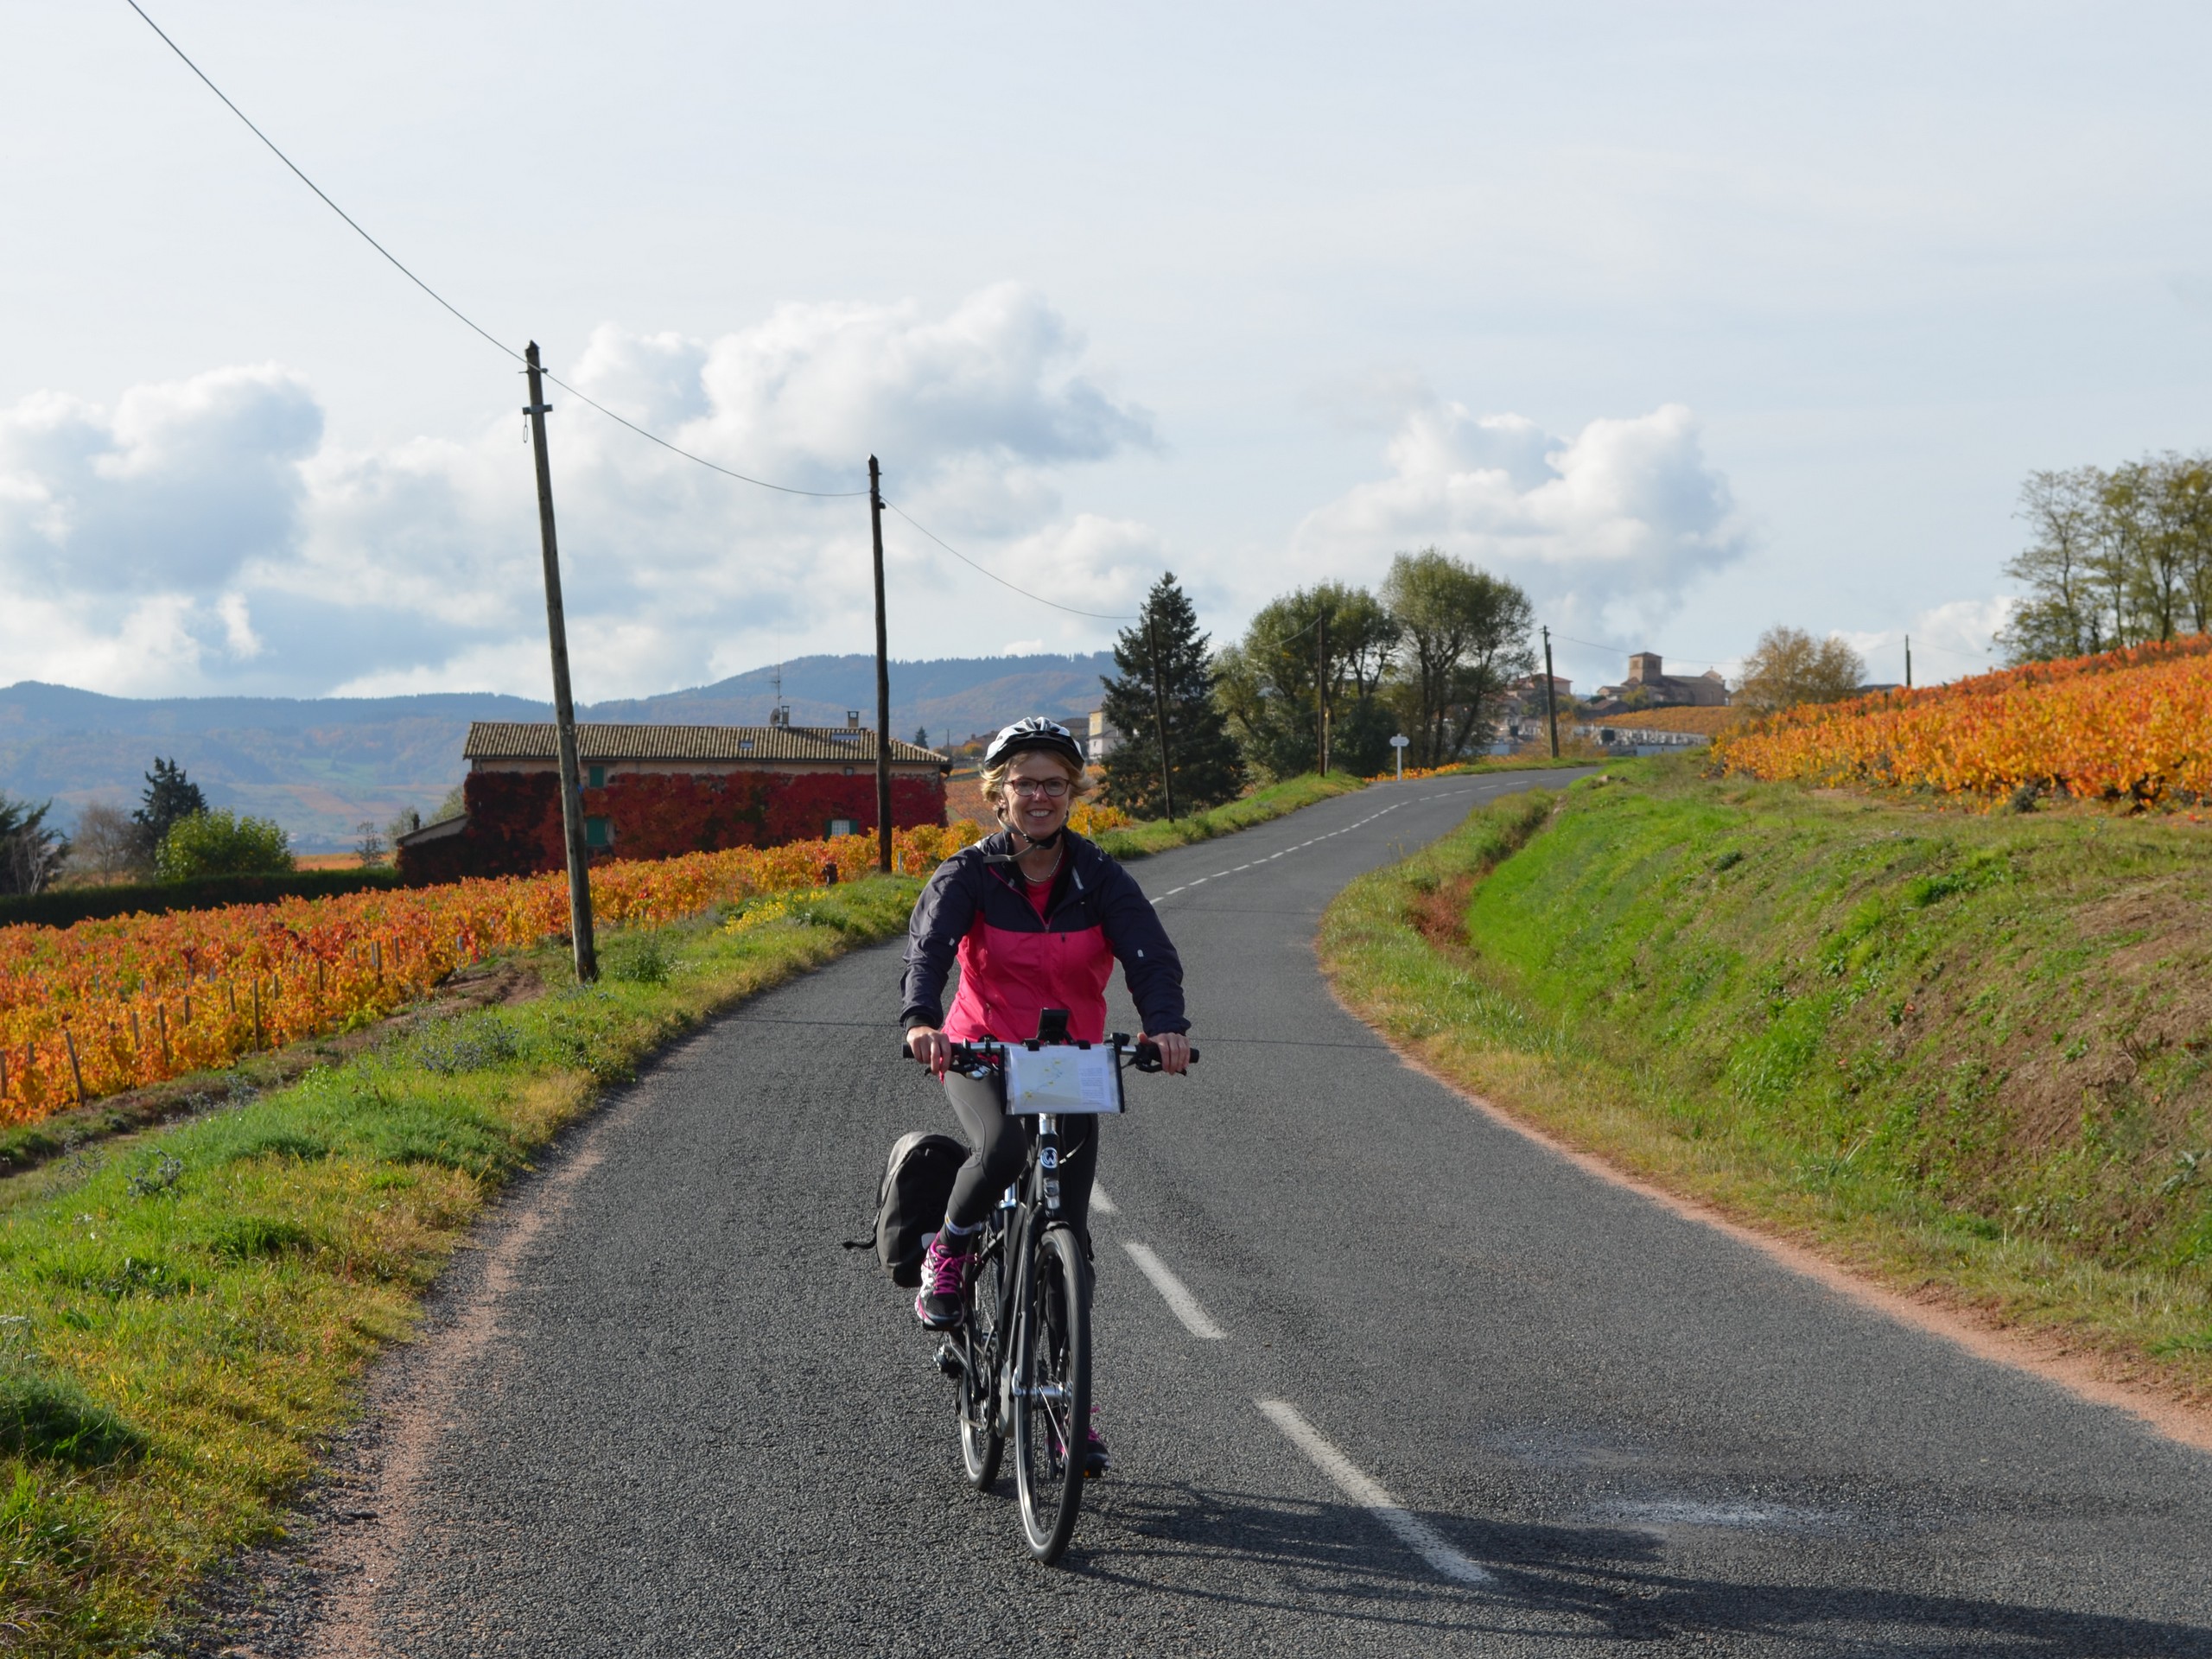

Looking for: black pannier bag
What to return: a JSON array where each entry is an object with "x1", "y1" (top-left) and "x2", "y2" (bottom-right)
[{"x1": 874, "y1": 1131, "x2": 966, "y2": 1286}]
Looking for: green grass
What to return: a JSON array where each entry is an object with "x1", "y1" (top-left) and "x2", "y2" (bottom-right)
[
  {"x1": 1091, "y1": 771, "x2": 1369, "y2": 859},
  {"x1": 0, "y1": 874, "x2": 922, "y2": 1656},
  {"x1": 1319, "y1": 761, "x2": 2212, "y2": 1401}
]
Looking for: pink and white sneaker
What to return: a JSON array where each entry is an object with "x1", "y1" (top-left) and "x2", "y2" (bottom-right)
[{"x1": 913, "y1": 1231, "x2": 976, "y2": 1329}]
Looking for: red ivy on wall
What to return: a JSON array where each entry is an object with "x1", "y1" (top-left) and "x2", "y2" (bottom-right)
[{"x1": 400, "y1": 769, "x2": 947, "y2": 884}]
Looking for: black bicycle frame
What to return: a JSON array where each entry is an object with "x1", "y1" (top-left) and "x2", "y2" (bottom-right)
[{"x1": 954, "y1": 1109, "x2": 1069, "y2": 1409}]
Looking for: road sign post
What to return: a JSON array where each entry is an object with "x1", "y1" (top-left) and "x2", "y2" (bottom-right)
[{"x1": 1389, "y1": 733, "x2": 1409, "y2": 780}]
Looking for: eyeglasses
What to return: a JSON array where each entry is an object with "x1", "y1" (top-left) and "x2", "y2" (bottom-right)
[{"x1": 1007, "y1": 779, "x2": 1071, "y2": 798}]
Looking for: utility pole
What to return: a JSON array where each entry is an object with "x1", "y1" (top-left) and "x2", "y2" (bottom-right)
[
  {"x1": 1541, "y1": 626, "x2": 1561, "y2": 759},
  {"x1": 868, "y1": 456, "x2": 893, "y2": 874},
  {"x1": 1147, "y1": 610, "x2": 1178, "y2": 822},
  {"x1": 1904, "y1": 634, "x2": 1913, "y2": 690},
  {"x1": 1315, "y1": 606, "x2": 1332, "y2": 777},
  {"x1": 524, "y1": 342, "x2": 596, "y2": 983}
]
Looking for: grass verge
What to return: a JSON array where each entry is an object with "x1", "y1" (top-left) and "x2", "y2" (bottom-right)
[
  {"x1": 1091, "y1": 771, "x2": 1369, "y2": 860},
  {"x1": 1319, "y1": 762, "x2": 2212, "y2": 1406},
  {"x1": 0, "y1": 875, "x2": 920, "y2": 1656}
]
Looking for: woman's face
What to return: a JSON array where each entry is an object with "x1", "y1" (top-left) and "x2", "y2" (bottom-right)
[{"x1": 999, "y1": 753, "x2": 1076, "y2": 843}]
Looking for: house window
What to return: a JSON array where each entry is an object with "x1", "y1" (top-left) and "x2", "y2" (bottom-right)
[
  {"x1": 584, "y1": 816, "x2": 613, "y2": 848},
  {"x1": 586, "y1": 765, "x2": 607, "y2": 789},
  {"x1": 828, "y1": 818, "x2": 858, "y2": 838}
]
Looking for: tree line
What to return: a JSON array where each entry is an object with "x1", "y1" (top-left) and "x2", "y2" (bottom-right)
[
  {"x1": 1095, "y1": 549, "x2": 1538, "y2": 816},
  {"x1": 0, "y1": 760, "x2": 298, "y2": 896},
  {"x1": 2002, "y1": 453, "x2": 2212, "y2": 663}
]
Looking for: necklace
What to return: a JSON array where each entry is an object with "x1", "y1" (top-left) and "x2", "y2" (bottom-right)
[{"x1": 1022, "y1": 847, "x2": 1064, "y2": 884}]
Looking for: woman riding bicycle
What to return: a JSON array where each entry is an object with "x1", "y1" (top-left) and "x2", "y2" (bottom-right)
[{"x1": 900, "y1": 717, "x2": 1192, "y2": 1471}]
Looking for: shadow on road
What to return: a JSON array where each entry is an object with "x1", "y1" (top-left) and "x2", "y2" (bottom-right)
[{"x1": 1059, "y1": 1480, "x2": 2212, "y2": 1656}]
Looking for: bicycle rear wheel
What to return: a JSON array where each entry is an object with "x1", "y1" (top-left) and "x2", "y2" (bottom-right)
[
  {"x1": 958, "y1": 1238, "x2": 1004, "y2": 1490},
  {"x1": 1012, "y1": 1225, "x2": 1090, "y2": 1563}
]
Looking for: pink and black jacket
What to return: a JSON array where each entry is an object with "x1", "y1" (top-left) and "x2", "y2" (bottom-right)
[{"x1": 899, "y1": 830, "x2": 1188, "y2": 1046}]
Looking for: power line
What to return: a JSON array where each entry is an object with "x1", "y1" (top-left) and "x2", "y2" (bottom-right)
[
  {"x1": 1912, "y1": 637, "x2": 1997, "y2": 663},
  {"x1": 1549, "y1": 631, "x2": 1731, "y2": 669},
  {"x1": 123, "y1": 0, "x2": 866, "y2": 500},
  {"x1": 882, "y1": 502, "x2": 1138, "y2": 622}
]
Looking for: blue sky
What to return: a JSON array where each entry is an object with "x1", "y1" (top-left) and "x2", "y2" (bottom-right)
[{"x1": 6, "y1": 1, "x2": 2210, "y2": 702}]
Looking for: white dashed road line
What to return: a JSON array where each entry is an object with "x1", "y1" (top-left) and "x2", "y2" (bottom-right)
[
  {"x1": 1150, "y1": 796, "x2": 1428, "y2": 904},
  {"x1": 1255, "y1": 1399, "x2": 1493, "y2": 1586},
  {"x1": 1112, "y1": 778, "x2": 1557, "y2": 1588},
  {"x1": 1122, "y1": 1241, "x2": 1227, "y2": 1339}
]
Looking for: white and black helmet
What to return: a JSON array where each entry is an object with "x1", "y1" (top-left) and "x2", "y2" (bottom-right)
[{"x1": 982, "y1": 716, "x2": 1085, "y2": 773}]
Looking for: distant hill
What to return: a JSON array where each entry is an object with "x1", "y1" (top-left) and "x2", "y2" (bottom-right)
[{"x1": 0, "y1": 653, "x2": 1112, "y2": 850}]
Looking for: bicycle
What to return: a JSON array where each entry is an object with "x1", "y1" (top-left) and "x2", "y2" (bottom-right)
[{"x1": 905, "y1": 1011, "x2": 1197, "y2": 1563}]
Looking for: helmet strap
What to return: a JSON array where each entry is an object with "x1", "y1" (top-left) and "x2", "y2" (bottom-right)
[{"x1": 981, "y1": 805, "x2": 1065, "y2": 862}]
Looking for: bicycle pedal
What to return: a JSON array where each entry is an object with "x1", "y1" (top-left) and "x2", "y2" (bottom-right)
[{"x1": 932, "y1": 1340, "x2": 961, "y2": 1379}]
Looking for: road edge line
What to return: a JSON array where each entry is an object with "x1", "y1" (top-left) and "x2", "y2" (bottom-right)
[{"x1": 1338, "y1": 985, "x2": 2212, "y2": 1458}]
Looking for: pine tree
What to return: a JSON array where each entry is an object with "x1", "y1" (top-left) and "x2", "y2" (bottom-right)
[
  {"x1": 1100, "y1": 574, "x2": 1242, "y2": 817},
  {"x1": 132, "y1": 757, "x2": 207, "y2": 862}
]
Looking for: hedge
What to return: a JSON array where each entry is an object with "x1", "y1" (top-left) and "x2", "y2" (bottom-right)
[{"x1": 0, "y1": 868, "x2": 405, "y2": 931}]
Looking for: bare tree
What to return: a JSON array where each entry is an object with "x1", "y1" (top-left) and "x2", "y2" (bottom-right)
[
  {"x1": 2000, "y1": 468, "x2": 2103, "y2": 661},
  {"x1": 1735, "y1": 626, "x2": 1867, "y2": 715},
  {"x1": 2000, "y1": 452, "x2": 2212, "y2": 662},
  {"x1": 66, "y1": 802, "x2": 142, "y2": 882}
]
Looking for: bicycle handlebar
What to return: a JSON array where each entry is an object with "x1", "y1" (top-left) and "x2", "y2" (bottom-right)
[{"x1": 900, "y1": 1033, "x2": 1198, "y2": 1073}]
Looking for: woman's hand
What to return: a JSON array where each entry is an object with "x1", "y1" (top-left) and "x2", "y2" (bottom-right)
[
  {"x1": 1142, "y1": 1031, "x2": 1192, "y2": 1075},
  {"x1": 906, "y1": 1025, "x2": 950, "y2": 1078}
]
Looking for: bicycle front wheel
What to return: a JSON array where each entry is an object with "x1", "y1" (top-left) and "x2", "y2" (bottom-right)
[{"x1": 1012, "y1": 1225, "x2": 1090, "y2": 1563}]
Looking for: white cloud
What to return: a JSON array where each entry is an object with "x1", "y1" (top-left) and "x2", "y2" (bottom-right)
[
  {"x1": 1838, "y1": 594, "x2": 2013, "y2": 685},
  {"x1": 0, "y1": 286, "x2": 1158, "y2": 699},
  {"x1": 1289, "y1": 392, "x2": 1750, "y2": 644}
]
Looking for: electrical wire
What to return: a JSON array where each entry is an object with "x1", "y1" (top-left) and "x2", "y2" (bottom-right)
[
  {"x1": 123, "y1": 0, "x2": 867, "y2": 500},
  {"x1": 1548, "y1": 630, "x2": 1732, "y2": 669},
  {"x1": 1910, "y1": 636, "x2": 1997, "y2": 663},
  {"x1": 883, "y1": 501, "x2": 1138, "y2": 621}
]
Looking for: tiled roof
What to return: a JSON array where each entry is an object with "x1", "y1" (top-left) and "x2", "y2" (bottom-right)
[{"x1": 462, "y1": 721, "x2": 947, "y2": 766}]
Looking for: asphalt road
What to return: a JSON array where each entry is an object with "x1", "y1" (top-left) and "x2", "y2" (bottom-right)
[{"x1": 323, "y1": 773, "x2": 2212, "y2": 1656}]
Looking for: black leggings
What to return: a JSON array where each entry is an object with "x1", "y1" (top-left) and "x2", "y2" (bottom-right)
[{"x1": 941, "y1": 1067, "x2": 1096, "y2": 1236}]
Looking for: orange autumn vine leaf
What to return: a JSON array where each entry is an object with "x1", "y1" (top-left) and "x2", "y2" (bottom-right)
[
  {"x1": 0, "y1": 823, "x2": 978, "y2": 1127},
  {"x1": 1712, "y1": 635, "x2": 2212, "y2": 807}
]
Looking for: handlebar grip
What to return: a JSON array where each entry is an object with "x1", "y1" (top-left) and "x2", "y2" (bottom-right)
[{"x1": 1130, "y1": 1041, "x2": 1200, "y2": 1072}]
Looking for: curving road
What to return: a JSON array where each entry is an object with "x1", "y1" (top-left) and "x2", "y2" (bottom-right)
[{"x1": 308, "y1": 772, "x2": 2212, "y2": 1656}]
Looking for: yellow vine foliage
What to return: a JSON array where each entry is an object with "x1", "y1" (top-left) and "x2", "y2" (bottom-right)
[
  {"x1": 1712, "y1": 635, "x2": 2212, "y2": 807},
  {"x1": 0, "y1": 823, "x2": 980, "y2": 1127},
  {"x1": 1066, "y1": 801, "x2": 1133, "y2": 835}
]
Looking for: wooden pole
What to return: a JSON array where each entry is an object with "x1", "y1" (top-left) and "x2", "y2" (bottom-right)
[
  {"x1": 1147, "y1": 609, "x2": 1178, "y2": 823},
  {"x1": 868, "y1": 456, "x2": 893, "y2": 875},
  {"x1": 63, "y1": 1029, "x2": 86, "y2": 1104},
  {"x1": 524, "y1": 341, "x2": 599, "y2": 983},
  {"x1": 1541, "y1": 626, "x2": 1561, "y2": 759}
]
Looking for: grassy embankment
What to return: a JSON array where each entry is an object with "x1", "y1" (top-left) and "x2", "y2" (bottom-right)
[
  {"x1": 1321, "y1": 762, "x2": 2212, "y2": 1401},
  {"x1": 0, "y1": 876, "x2": 920, "y2": 1656}
]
